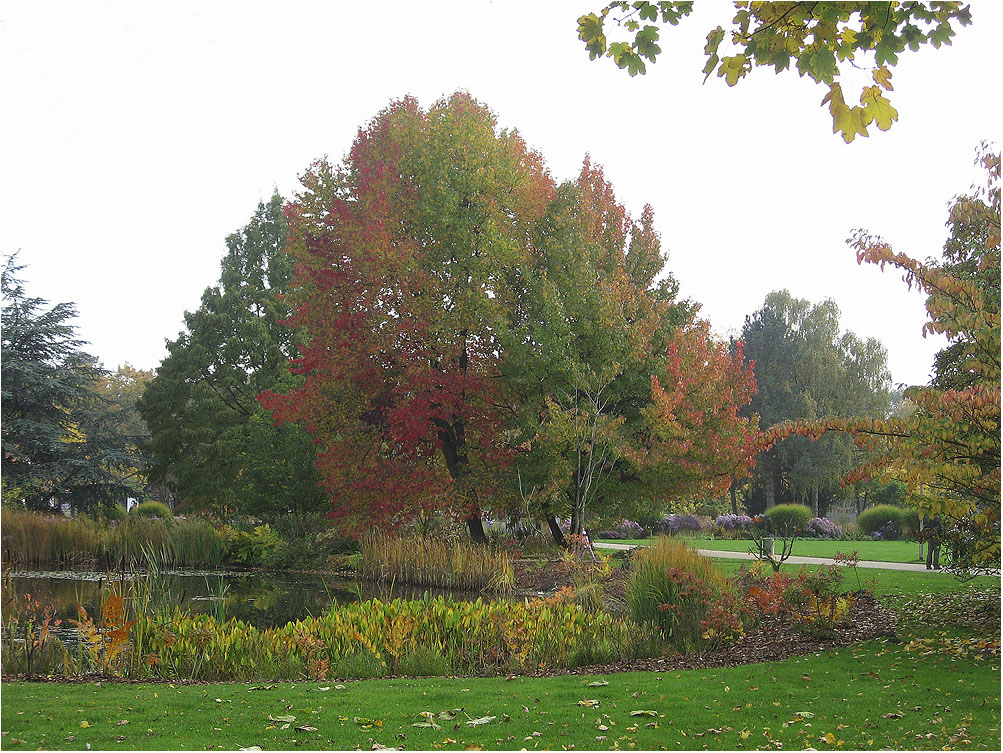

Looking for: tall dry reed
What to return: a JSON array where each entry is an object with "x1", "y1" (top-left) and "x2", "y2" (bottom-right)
[{"x1": 360, "y1": 532, "x2": 514, "y2": 593}]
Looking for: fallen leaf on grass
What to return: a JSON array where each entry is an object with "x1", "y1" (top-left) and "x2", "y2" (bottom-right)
[
  {"x1": 79, "y1": 722, "x2": 90, "y2": 728},
  {"x1": 585, "y1": 680, "x2": 609, "y2": 687},
  {"x1": 294, "y1": 725, "x2": 318, "y2": 732},
  {"x1": 466, "y1": 716, "x2": 496, "y2": 726},
  {"x1": 795, "y1": 712, "x2": 815, "y2": 719},
  {"x1": 116, "y1": 720, "x2": 129, "y2": 725},
  {"x1": 629, "y1": 710, "x2": 657, "y2": 717},
  {"x1": 882, "y1": 712, "x2": 904, "y2": 719},
  {"x1": 268, "y1": 715, "x2": 296, "y2": 724},
  {"x1": 578, "y1": 699, "x2": 600, "y2": 707},
  {"x1": 413, "y1": 712, "x2": 441, "y2": 730},
  {"x1": 354, "y1": 717, "x2": 383, "y2": 728}
]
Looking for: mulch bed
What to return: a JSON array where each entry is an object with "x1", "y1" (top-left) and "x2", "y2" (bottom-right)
[{"x1": 514, "y1": 556, "x2": 900, "y2": 677}]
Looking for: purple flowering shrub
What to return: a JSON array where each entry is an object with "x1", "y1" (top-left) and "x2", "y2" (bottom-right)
[
  {"x1": 872, "y1": 520, "x2": 901, "y2": 540},
  {"x1": 805, "y1": 517, "x2": 843, "y2": 539},
  {"x1": 657, "y1": 513, "x2": 709, "y2": 534},
  {"x1": 598, "y1": 519, "x2": 647, "y2": 539},
  {"x1": 715, "y1": 513, "x2": 753, "y2": 531}
]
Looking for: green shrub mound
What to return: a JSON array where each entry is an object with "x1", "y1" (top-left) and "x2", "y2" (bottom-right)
[
  {"x1": 131, "y1": 501, "x2": 173, "y2": 518},
  {"x1": 762, "y1": 504, "x2": 812, "y2": 535},
  {"x1": 857, "y1": 504, "x2": 907, "y2": 537}
]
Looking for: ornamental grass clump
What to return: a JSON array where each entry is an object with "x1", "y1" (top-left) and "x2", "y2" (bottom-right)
[
  {"x1": 626, "y1": 536, "x2": 740, "y2": 652},
  {"x1": 361, "y1": 532, "x2": 514, "y2": 593},
  {"x1": 857, "y1": 504, "x2": 907, "y2": 539},
  {"x1": 762, "y1": 504, "x2": 812, "y2": 536}
]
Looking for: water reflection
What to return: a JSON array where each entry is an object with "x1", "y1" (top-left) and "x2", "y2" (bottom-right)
[{"x1": 7, "y1": 569, "x2": 497, "y2": 635}]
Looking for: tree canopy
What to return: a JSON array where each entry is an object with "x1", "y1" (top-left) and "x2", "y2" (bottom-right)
[
  {"x1": 741, "y1": 290, "x2": 891, "y2": 515},
  {"x1": 137, "y1": 194, "x2": 326, "y2": 527},
  {"x1": 763, "y1": 148, "x2": 1000, "y2": 573},
  {"x1": 264, "y1": 93, "x2": 761, "y2": 542},
  {"x1": 2, "y1": 255, "x2": 143, "y2": 511},
  {"x1": 577, "y1": 1, "x2": 973, "y2": 142}
]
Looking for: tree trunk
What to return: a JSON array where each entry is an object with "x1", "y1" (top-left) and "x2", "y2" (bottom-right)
[
  {"x1": 546, "y1": 516, "x2": 567, "y2": 548},
  {"x1": 465, "y1": 515, "x2": 487, "y2": 544},
  {"x1": 730, "y1": 484, "x2": 738, "y2": 515},
  {"x1": 764, "y1": 454, "x2": 776, "y2": 509},
  {"x1": 811, "y1": 484, "x2": 819, "y2": 517}
]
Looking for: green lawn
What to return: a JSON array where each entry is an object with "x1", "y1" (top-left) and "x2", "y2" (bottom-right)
[
  {"x1": 710, "y1": 559, "x2": 1001, "y2": 597},
  {"x1": 598, "y1": 536, "x2": 926, "y2": 563},
  {"x1": 3, "y1": 630, "x2": 999, "y2": 751}
]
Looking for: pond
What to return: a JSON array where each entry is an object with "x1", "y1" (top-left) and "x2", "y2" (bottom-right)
[{"x1": 5, "y1": 568, "x2": 495, "y2": 644}]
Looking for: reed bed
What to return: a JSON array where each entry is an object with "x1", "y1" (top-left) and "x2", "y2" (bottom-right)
[
  {"x1": 0, "y1": 509, "x2": 225, "y2": 569},
  {"x1": 360, "y1": 532, "x2": 514, "y2": 593}
]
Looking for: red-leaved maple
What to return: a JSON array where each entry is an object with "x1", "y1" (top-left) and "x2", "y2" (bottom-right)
[{"x1": 260, "y1": 93, "x2": 555, "y2": 539}]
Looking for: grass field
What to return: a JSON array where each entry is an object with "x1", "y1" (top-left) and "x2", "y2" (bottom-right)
[
  {"x1": 598, "y1": 536, "x2": 926, "y2": 563},
  {"x1": 710, "y1": 559, "x2": 1001, "y2": 597},
  {"x1": 3, "y1": 559, "x2": 998, "y2": 750},
  {"x1": 2, "y1": 629, "x2": 999, "y2": 751}
]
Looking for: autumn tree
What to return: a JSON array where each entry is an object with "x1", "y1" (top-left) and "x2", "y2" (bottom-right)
[
  {"x1": 764, "y1": 149, "x2": 1000, "y2": 573},
  {"x1": 1, "y1": 255, "x2": 141, "y2": 511},
  {"x1": 741, "y1": 290, "x2": 892, "y2": 515},
  {"x1": 502, "y1": 161, "x2": 756, "y2": 540},
  {"x1": 262, "y1": 93, "x2": 555, "y2": 542},
  {"x1": 576, "y1": 1, "x2": 973, "y2": 141},
  {"x1": 138, "y1": 194, "x2": 326, "y2": 529}
]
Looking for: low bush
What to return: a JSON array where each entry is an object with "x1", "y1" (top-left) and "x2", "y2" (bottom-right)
[
  {"x1": 735, "y1": 561, "x2": 853, "y2": 637},
  {"x1": 857, "y1": 505, "x2": 906, "y2": 539},
  {"x1": 131, "y1": 501, "x2": 173, "y2": 519},
  {"x1": 598, "y1": 519, "x2": 647, "y2": 539},
  {"x1": 625, "y1": 536, "x2": 741, "y2": 652},
  {"x1": 715, "y1": 513, "x2": 753, "y2": 531},
  {"x1": 217, "y1": 524, "x2": 289, "y2": 568},
  {"x1": 762, "y1": 504, "x2": 812, "y2": 536},
  {"x1": 657, "y1": 513, "x2": 709, "y2": 535},
  {"x1": 805, "y1": 516, "x2": 843, "y2": 539}
]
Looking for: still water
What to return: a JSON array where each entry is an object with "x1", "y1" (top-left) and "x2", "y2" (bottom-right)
[{"x1": 6, "y1": 569, "x2": 487, "y2": 635}]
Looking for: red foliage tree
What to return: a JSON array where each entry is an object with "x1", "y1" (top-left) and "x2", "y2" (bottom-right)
[{"x1": 260, "y1": 94, "x2": 555, "y2": 539}]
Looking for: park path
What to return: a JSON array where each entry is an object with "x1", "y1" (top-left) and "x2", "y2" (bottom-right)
[{"x1": 593, "y1": 541, "x2": 961, "y2": 573}]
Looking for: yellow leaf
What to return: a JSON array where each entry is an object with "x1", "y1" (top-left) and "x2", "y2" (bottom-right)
[
  {"x1": 824, "y1": 732, "x2": 837, "y2": 744},
  {"x1": 718, "y1": 55, "x2": 748, "y2": 86},
  {"x1": 859, "y1": 86, "x2": 898, "y2": 131},
  {"x1": 872, "y1": 65, "x2": 893, "y2": 91},
  {"x1": 80, "y1": 721, "x2": 90, "y2": 728}
]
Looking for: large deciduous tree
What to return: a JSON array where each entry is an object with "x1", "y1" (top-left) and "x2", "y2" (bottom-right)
[
  {"x1": 502, "y1": 159, "x2": 757, "y2": 539},
  {"x1": 764, "y1": 148, "x2": 1000, "y2": 574},
  {"x1": 262, "y1": 93, "x2": 555, "y2": 542},
  {"x1": 2, "y1": 255, "x2": 141, "y2": 511},
  {"x1": 576, "y1": 1, "x2": 973, "y2": 142},
  {"x1": 741, "y1": 290, "x2": 891, "y2": 515},
  {"x1": 138, "y1": 194, "x2": 326, "y2": 529}
]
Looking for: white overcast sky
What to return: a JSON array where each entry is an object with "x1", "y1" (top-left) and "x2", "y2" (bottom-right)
[{"x1": 2, "y1": 1, "x2": 1000, "y2": 388}]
